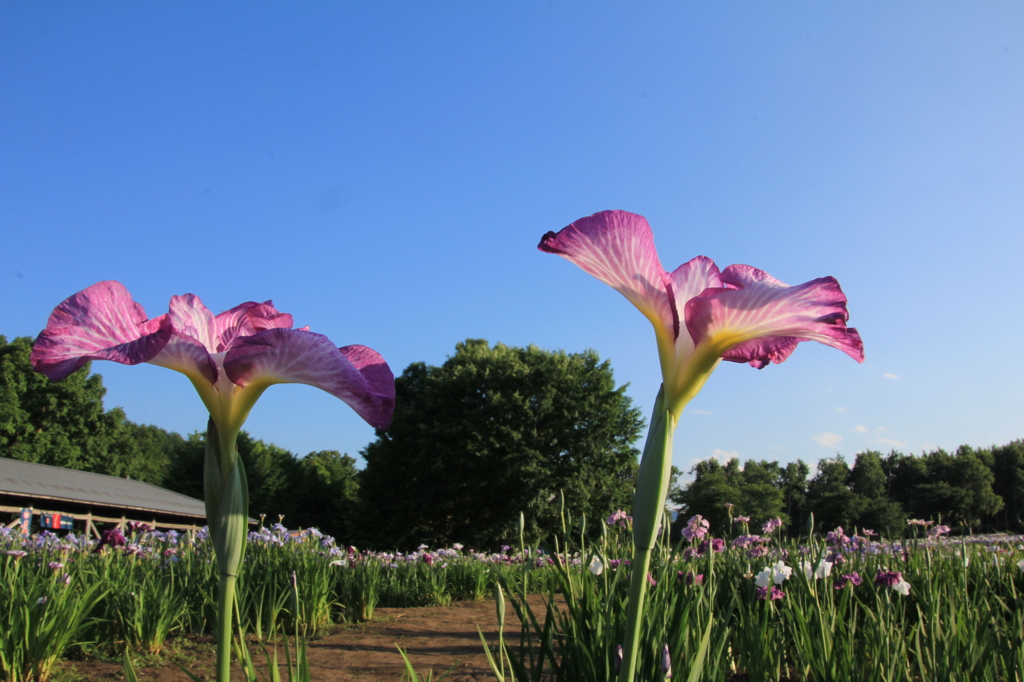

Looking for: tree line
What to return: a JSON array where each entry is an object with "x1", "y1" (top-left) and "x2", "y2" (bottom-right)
[
  {"x1": 671, "y1": 440, "x2": 1024, "y2": 538},
  {"x1": 7, "y1": 332, "x2": 1021, "y2": 548}
]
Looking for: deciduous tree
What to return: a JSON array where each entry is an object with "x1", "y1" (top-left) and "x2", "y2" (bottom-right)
[{"x1": 356, "y1": 339, "x2": 643, "y2": 549}]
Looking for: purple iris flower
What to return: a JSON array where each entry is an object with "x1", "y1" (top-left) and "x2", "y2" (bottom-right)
[
  {"x1": 540, "y1": 211, "x2": 863, "y2": 421},
  {"x1": 607, "y1": 509, "x2": 631, "y2": 527},
  {"x1": 678, "y1": 571, "x2": 704, "y2": 585},
  {"x1": 874, "y1": 570, "x2": 903, "y2": 588},
  {"x1": 755, "y1": 586, "x2": 785, "y2": 601},
  {"x1": 681, "y1": 515, "x2": 710, "y2": 541},
  {"x1": 31, "y1": 282, "x2": 395, "y2": 441},
  {"x1": 834, "y1": 572, "x2": 862, "y2": 590},
  {"x1": 700, "y1": 537, "x2": 725, "y2": 553},
  {"x1": 95, "y1": 528, "x2": 126, "y2": 553}
]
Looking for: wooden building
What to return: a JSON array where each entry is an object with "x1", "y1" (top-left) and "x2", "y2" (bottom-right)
[{"x1": 0, "y1": 456, "x2": 207, "y2": 537}]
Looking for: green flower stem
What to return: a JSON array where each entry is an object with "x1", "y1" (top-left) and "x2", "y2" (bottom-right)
[
  {"x1": 204, "y1": 418, "x2": 250, "y2": 682},
  {"x1": 619, "y1": 387, "x2": 676, "y2": 682},
  {"x1": 216, "y1": 572, "x2": 238, "y2": 682}
]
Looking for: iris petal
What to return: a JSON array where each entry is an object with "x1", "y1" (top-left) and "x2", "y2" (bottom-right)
[
  {"x1": 539, "y1": 210, "x2": 677, "y2": 339},
  {"x1": 685, "y1": 265, "x2": 864, "y2": 368},
  {"x1": 148, "y1": 294, "x2": 219, "y2": 383},
  {"x1": 149, "y1": 333, "x2": 219, "y2": 384},
  {"x1": 214, "y1": 301, "x2": 294, "y2": 352},
  {"x1": 223, "y1": 329, "x2": 396, "y2": 429},
  {"x1": 30, "y1": 281, "x2": 173, "y2": 381},
  {"x1": 168, "y1": 294, "x2": 219, "y2": 351},
  {"x1": 668, "y1": 256, "x2": 722, "y2": 359}
]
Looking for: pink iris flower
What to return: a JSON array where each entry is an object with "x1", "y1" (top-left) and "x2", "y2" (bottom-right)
[
  {"x1": 31, "y1": 281, "x2": 395, "y2": 448},
  {"x1": 539, "y1": 210, "x2": 864, "y2": 419}
]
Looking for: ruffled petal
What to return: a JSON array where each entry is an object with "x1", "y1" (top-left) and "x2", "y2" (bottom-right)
[
  {"x1": 338, "y1": 344, "x2": 396, "y2": 426},
  {"x1": 684, "y1": 265, "x2": 864, "y2": 368},
  {"x1": 148, "y1": 332, "x2": 218, "y2": 383},
  {"x1": 539, "y1": 210, "x2": 677, "y2": 338},
  {"x1": 669, "y1": 256, "x2": 723, "y2": 305},
  {"x1": 214, "y1": 301, "x2": 294, "y2": 352},
  {"x1": 147, "y1": 294, "x2": 218, "y2": 383},
  {"x1": 31, "y1": 281, "x2": 173, "y2": 381},
  {"x1": 223, "y1": 329, "x2": 395, "y2": 429},
  {"x1": 668, "y1": 256, "x2": 722, "y2": 359}
]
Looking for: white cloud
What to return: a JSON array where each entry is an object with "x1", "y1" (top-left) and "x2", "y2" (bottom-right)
[
  {"x1": 692, "y1": 409, "x2": 712, "y2": 416},
  {"x1": 883, "y1": 373, "x2": 899, "y2": 380},
  {"x1": 877, "y1": 426, "x2": 888, "y2": 432},
  {"x1": 854, "y1": 425, "x2": 869, "y2": 433},
  {"x1": 873, "y1": 438, "x2": 907, "y2": 448},
  {"x1": 678, "y1": 449, "x2": 741, "y2": 480},
  {"x1": 834, "y1": 406, "x2": 848, "y2": 413},
  {"x1": 813, "y1": 432, "x2": 843, "y2": 449}
]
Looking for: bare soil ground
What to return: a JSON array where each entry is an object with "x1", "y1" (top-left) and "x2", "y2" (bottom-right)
[{"x1": 60, "y1": 594, "x2": 554, "y2": 681}]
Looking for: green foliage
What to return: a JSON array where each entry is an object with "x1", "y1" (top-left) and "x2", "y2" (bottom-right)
[
  {"x1": 850, "y1": 452, "x2": 905, "y2": 534},
  {"x1": 671, "y1": 458, "x2": 743, "y2": 533},
  {"x1": 948, "y1": 445, "x2": 1004, "y2": 524},
  {"x1": 805, "y1": 456, "x2": 862, "y2": 531},
  {"x1": 7, "y1": 328, "x2": 1023, "y2": 540},
  {"x1": 886, "y1": 446, "x2": 1004, "y2": 526},
  {"x1": 0, "y1": 528, "x2": 562, "y2": 679},
  {"x1": 991, "y1": 440, "x2": 1024, "y2": 530},
  {"x1": 162, "y1": 434, "x2": 361, "y2": 541},
  {"x1": 780, "y1": 461, "x2": 810, "y2": 533},
  {"x1": 287, "y1": 451, "x2": 360, "y2": 540},
  {"x1": 677, "y1": 439, "x2": 1018, "y2": 537},
  {"x1": 498, "y1": 525, "x2": 1024, "y2": 682},
  {"x1": 672, "y1": 458, "x2": 800, "y2": 534},
  {"x1": 0, "y1": 336, "x2": 166, "y2": 483},
  {"x1": 357, "y1": 339, "x2": 644, "y2": 550},
  {"x1": 738, "y1": 460, "x2": 786, "y2": 525},
  {"x1": 0, "y1": 552, "x2": 107, "y2": 682}
]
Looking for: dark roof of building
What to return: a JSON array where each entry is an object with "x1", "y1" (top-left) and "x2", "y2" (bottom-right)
[{"x1": 0, "y1": 457, "x2": 206, "y2": 520}]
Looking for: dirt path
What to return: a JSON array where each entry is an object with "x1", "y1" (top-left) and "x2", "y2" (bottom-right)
[{"x1": 62, "y1": 594, "x2": 556, "y2": 681}]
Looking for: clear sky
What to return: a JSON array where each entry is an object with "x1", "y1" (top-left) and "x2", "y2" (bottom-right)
[{"x1": 2, "y1": 3, "x2": 1022, "y2": 478}]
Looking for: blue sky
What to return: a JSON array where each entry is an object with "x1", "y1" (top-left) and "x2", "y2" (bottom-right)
[{"x1": 3, "y1": 3, "x2": 1022, "y2": 477}]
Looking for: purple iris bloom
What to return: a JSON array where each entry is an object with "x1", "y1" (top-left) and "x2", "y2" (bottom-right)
[
  {"x1": 95, "y1": 528, "x2": 126, "y2": 553},
  {"x1": 31, "y1": 282, "x2": 395, "y2": 440}
]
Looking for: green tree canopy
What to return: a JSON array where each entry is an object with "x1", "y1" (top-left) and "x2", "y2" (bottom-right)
[
  {"x1": 287, "y1": 450, "x2": 361, "y2": 541},
  {"x1": 671, "y1": 458, "x2": 743, "y2": 534},
  {"x1": 672, "y1": 458, "x2": 799, "y2": 536},
  {"x1": 1, "y1": 335, "x2": 168, "y2": 483},
  {"x1": 780, "y1": 460, "x2": 810, "y2": 533},
  {"x1": 849, "y1": 451, "x2": 904, "y2": 534},
  {"x1": 805, "y1": 456, "x2": 862, "y2": 532},
  {"x1": 991, "y1": 440, "x2": 1024, "y2": 531},
  {"x1": 163, "y1": 431, "x2": 362, "y2": 538},
  {"x1": 738, "y1": 460, "x2": 786, "y2": 525},
  {"x1": 356, "y1": 339, "x2": 644, "y2": 550}
]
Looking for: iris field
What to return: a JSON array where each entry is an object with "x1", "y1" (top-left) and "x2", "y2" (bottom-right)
[{"x1": 3, "y1": 514, "x2": 1024, "y2": 682}]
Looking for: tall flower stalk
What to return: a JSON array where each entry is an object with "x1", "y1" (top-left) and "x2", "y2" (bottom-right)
[
  {"x1": 32, "y1": 281, "x2": 394, "y2": 681},
  {"x1": 540, "y1": 210, "x2": 863, "y2": 681}
]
